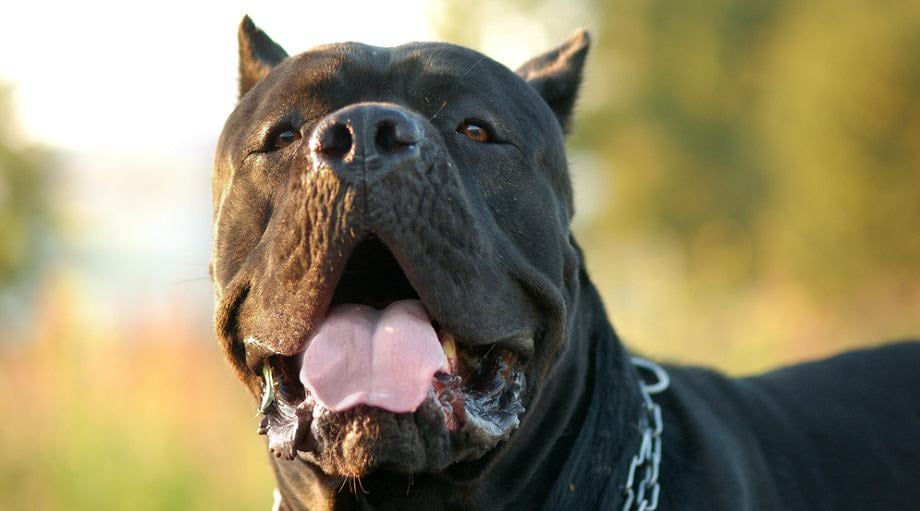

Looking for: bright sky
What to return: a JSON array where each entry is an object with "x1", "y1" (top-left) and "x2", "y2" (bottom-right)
[{"x1": 2, "y1": 1, "x2": 439, "y2": 152}]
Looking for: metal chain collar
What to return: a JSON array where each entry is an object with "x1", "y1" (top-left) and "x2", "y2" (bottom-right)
[{"x1": 621, "y1": 357, "x2": 670, "y2": 511}]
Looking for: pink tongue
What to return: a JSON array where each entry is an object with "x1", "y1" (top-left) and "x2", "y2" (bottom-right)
[{"x1": 299, "y1": 299, "x2": 445, "y2": 413}]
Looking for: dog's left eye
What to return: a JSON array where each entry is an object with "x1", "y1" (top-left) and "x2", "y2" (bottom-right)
[
  {"x1": 272, "y1": 129, "x2": 301, "y2": 150},
  {"x1": 457, "y1": 121, "x2": 492, "y2": 143}
]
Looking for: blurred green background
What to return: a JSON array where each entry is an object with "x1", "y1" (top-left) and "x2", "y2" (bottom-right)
[{"x1": 2, "y1": 0, "x2": 918, "y2": 509}]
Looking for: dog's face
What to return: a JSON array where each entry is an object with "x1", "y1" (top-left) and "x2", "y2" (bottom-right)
[{"x1": 212, "y1": 18, "x2": 589, "y2": 479}]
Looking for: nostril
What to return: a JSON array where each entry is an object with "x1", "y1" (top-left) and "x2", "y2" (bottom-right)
[
  {"x1": 375, "y1": 120, "x2": 415, "y2": 153},
  {"x1": 375, "y1": 121, "x2": 399, "y2": 153},
  {"x1": 316, "y1": 123, "x2": 352, "y2": 159}
]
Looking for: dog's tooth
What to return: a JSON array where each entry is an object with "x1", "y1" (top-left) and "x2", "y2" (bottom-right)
[
  {"x1": 442, "y1": 332, "x2": 457, "y2": 358},
  {"x1": 258, "y1": 360, "x2": 275, "y2": 415},
  {"x1": 441, "y1": 332, "x2": 457, "y2": 372}
]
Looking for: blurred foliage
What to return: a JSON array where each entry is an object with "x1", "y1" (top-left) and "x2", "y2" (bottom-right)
[
  {"x1": 581, "y1": 0, "x2": 920, "y2": 295},
  {"x1": 0, "y1": 85, "x2": 56, "y2": 291},
  {"x1": 0, "y1": 278, "x2": 274, "y2": 510}
]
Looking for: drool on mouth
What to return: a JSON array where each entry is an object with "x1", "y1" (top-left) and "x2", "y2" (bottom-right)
[{"x1": 252, "y1": 236, "x2": 527, "y2": 466}]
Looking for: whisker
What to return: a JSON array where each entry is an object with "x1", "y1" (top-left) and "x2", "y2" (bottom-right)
[
  {"x1": 429, "y1": 100, "x2": 448, "y2": 121},
  {"x1": 472, "y1": 343, "x2": 498, "y2": 373},
  {"x1": 458, "y1": 55, "x2": 487, "y2": 80},
  {"x1": 165, "y1": 276, "x2": 211, "y2": 287},
  {"x1": 429, "y1": 55, "x2": 486, "y2": 121}
]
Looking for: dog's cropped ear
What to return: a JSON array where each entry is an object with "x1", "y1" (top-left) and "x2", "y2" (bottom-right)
[
  {"x1": 516, "y1": 30, "x2": 590, "y2": 134},
  {"x1": 238, "y1": 15, "x2": 288, "y2": 99}
]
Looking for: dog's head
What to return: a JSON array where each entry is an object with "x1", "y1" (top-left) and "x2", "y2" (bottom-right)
[{"x1": 212, "y1": 16, "x2": 589, "y2": 479}]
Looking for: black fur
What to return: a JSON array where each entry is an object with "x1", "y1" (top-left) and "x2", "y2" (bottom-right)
[{"x1": 212, "y1": 18, "x2": 920, "y2": 510}]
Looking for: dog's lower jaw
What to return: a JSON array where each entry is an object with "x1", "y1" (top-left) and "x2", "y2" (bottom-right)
[{"x1": 268, "y1": 272, "x2": 638, "y2": 511}]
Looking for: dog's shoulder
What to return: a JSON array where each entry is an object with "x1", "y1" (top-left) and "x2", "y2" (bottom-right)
[
  {"x1": 754, "y1": 340, "x2": 920, "y2": 394},
  {"x1": 664, "y1": 340, "x2": 920, "y2": 409},
  {"x1": 657, "y1": 341, "x2": 920, "y2": 510}
]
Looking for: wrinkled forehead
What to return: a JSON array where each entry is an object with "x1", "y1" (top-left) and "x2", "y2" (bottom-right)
[{"x1": 245, "y1": 41, "x2": 524, "y2": 117}]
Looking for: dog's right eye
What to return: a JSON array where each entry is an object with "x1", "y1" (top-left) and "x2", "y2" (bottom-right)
[{"x1": 272, "y1": 129, "x2": 301, "y2": 150}]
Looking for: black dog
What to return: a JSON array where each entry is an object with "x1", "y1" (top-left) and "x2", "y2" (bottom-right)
[{"x1": 211, "y1": 17, "x2": 920, "y2": 510}]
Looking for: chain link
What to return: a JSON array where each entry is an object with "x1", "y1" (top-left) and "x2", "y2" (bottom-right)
[{"x1": 621, "y1": 357, "x2": 669, "y2": 511}]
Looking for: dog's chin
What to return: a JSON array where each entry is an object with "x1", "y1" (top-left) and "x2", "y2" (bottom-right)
[{"x1": 304, "y1": 401, "x2": 453, "y2": 476}]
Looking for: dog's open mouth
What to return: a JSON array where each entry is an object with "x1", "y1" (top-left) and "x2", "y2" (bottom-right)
[{"x1": 252, "y1": 236, "x2": 527, "y2": 473}]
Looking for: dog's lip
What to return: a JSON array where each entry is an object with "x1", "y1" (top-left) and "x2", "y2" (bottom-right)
[
  {"x1": 244, "y1": 326, "x2": 534, "y2": 384},
  {"x1": 243, "y1": 312, "x2": 535, "y2": 377},
  {"x1": 486, "y1": 332, "x2": 535, "y2": 359}
]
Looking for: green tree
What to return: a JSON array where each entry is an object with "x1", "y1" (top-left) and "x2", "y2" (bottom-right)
[{"x1": 0, "y1": 85, "x2": 56, "y2": 292}]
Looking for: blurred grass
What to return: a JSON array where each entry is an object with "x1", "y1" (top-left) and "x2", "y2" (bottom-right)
[{"x1": 0, "y1": 277, "x2": 274, "y2": 510}]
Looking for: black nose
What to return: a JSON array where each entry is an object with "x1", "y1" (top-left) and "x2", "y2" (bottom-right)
[{"x1": 309, "y1": 103, "x2": 422, "y2": 179}]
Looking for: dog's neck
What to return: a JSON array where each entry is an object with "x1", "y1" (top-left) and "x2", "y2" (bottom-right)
[
  {"x1": 270, "y1": 269, "x2": 644, "y2": 511},
  {"x1": 537, "y1": 273, "x2": 646, "y2": 510}
]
